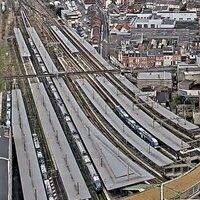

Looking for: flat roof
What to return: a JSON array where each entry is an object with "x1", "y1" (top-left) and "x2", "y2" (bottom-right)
[
  {"x1": 97, "y1": 76, "x2": 190, "y2": 151},
  {"x1": 162, "y1": 19, "x2": 175, "y2": 25},
  {"x1": 30, "y1": 83, "x2": 91, "y2": 200},
  {"x1": 14, "y1": 27, "x2": 31, "y2": 57},
  {"x1": 0, "y1": 127, "x2": 10, "y2": 200},
  {"x1": 12, "y1": 89, "x2": 47, "y2": 200},
  {"x1": 124, "y1": 163, "x2": 200, "y2": 200},
  {"x1": 52, "y1": 78, "x2": 155, "y2": 190},
  {"x1": 178, "y1": 63, "x2": 199, "y2": 69},
  {"x1": 51, "y1": 26, "x2": 79, "y2": 54},
  {"x1": 135, "y1": 18, "x2": 149, "y2": 23},
  {"x1": 137, "y1": 72, "x2": 172, "y2": 80},
  {"x1": 27, "y1": 27, "x2": 58, "y2": 73},
  {"x1": 77, "y1": 79, "x2": 173, "y2": 167},
  {"x1": 120, "y1": 76, "x2": 199, "y2": 132},
  {"x1": 61, "y1": 10, "x2": 79, "y2": 16},
  {"x1": 64, "y1": 26, "x2": 113, "y2": 70},
  {"x1": 184, "y1": 71, "x2": 200, "y2": 75},
  {"x1": 179, "y1": 89, "x2": 200, "y2": 97}
]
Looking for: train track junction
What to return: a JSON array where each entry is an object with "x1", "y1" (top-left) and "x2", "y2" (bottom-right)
[{"x1": 2, "y1": 0, "x2": 200, "y2": 199}]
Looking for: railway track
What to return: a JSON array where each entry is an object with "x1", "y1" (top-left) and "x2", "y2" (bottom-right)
[
  {"x1": 14, "y1": 13, "x2": 70, "y2": 199},
  {"x1": 79, "y1": 52, "x2": 193, "y2": 145},
  {"x1": 70, "y1": 54, "x2": 182, "y2": 157},
  {"x1": 19, "y1": 0, "x2": 173, "y2": 191},
  {"x1": 21, "y1": 7, "x2": 171, "y2": 181},
  {"x1": 20, "y1": 8, "x2": 109, "y2": 199},
  {"x1": 61, "y1": 24, "x2": 196, "y2": 144},
  {"x1": 28, "y1": 17, "x2": 174, "y2": 179},
  {"x1": 66, "y1": 77, "x2": 166, "y2": 182}
]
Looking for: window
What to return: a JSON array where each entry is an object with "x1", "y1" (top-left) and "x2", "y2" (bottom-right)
[
  {"x1": 137, "y1": 24, "x2": 142, "y2": 28},
  {"x1": 187, "y1": 18, "x2": 191, "y2": 21},
  {"x1": 151, "y1": 24, "x2": 155, "y2": 28},
  {"x1": 144, "y1": 24, "x2": 148, "y2": 28}
]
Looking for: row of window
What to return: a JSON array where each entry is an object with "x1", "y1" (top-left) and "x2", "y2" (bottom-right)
[{"x1": 137, "y1": 24, "x2": 157, "y2": 28}]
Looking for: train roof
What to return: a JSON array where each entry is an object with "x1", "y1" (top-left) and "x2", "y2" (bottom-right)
[
  {"x1": 30, "y1": 83, "x2": 91, "y2": 200},
  {"x1": 51, "y1": 26, "x2": 79, "y2": 54},
  {"x1": 52, "y1": 78, "x2": 155, "y2": 191},
  {"x1": 12, "y1": 89, "x2": 47, "y2": 200},
  {"x1": 77, "y1": 79, "x2": 173, "y2": 167},
  {"x1": 97, "y1": 76, "x2": 190, "y2": 152},
  {"x1": 14, "y1": 27, "x2": 31, "y2": 57}
]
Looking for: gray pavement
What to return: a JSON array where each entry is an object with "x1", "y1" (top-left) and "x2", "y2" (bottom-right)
[
  {"x1": 14, "y1": 28, "x2": 31, "y2": 57},
  {"x1": 12, "y1": 89, "x2": 47, "y2": 200},
  {"x1": 0, "y1": 127, "x2": 9, "y2": 200}
]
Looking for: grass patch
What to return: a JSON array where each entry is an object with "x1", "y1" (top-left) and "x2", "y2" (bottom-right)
[{"x1": 0, "y1": 41, "x2": 9, "y2": 91}]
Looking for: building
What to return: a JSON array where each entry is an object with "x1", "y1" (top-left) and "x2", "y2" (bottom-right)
[
  {"x1": 146, "y1": 0, "x2": 182, "y2": 9},
  {"x1": 133, "y1": 16, "x2": 176, "y2": 29},
  {"x1": 177, "y1": 63, "x2": 199, "y2": 82},
  {"x1": 157, "y1": 11, "x2": 197, "y2": 21},
  {"x1": 187, "y1": 0, "x2": 200, "y2": 12},
  {"x1": 61, "y1": 10, "x2": 81, "y2": 27},
  {"x1": 137, "y1": 71, "x2": 172, "y2": 90},
  {"x1": 120, "y1": 50, "x2": 148, "y2": 68}
]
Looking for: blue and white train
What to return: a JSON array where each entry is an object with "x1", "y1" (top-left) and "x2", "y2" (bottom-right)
[
  {"x1": 114, "y1": 105, "x2": 159, "y2": 148},
  {"x1": 72, "y1": 133, "x2": 102, "y2": 191}
]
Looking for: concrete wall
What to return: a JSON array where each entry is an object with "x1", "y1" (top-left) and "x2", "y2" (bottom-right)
[
  {"x1": 193, "y1": 112, "x2": 200, "y2": 125},
  {"x1": 137, "y1": 79, "x2": 172, "y2": 90}
]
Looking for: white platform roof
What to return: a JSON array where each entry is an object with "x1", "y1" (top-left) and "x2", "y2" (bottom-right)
[
  {"x1": 117, "y1": 75, "x2": 199, "y2": 132},
  {"x1": 12, "y1": 89, "x2": 47, "y2": 200},
  {"x1": 51, "y1": 26, "x2": 79, "y2": 54},
  {"x1": 30, "y1": 83, "x2": 91, "y2": 200},
  {"x1": 52, "y1": 77, "x2": 155, "y2": 190},
  {"x1": 27, "y1": 27, "x2": 58, "y2": 73},
  {"x1": 14, "y1": 27, "x2": 31, "y2": 57},
  {"x1": 97, "y1": 76, "x2": 190, "y2": 151},
  {"x1": 77, "y1": 79, "x2": 173, "y2": 167},
  {"x1": 64, "y1": 26, "x2": 113, "y2": 70}
]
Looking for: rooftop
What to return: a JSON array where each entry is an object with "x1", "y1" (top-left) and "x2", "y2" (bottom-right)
[
  {"x1": 124, "y1": 163, "x2": 200, "y2": 200},
  {"x1": 137, "y1": 72, "x2": 172, "y2": 80},
  {"x1": 14, "y1": 27, "x2": 31, "y2": 57},
  {"x1": 161, "y1": 19, "x2": 175, "y2": 25}
]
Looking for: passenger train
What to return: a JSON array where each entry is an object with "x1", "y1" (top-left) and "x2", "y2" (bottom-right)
[
  {"x1": 72, "y1": 133, "x2": 102, "y2": 191},
  {"x1": 28, "y1": 32, "x2": 103, "y2": 192},
  {"x1": 27, "y1": 37, "x2": 57, "y2": 200},
  {"x1": 114, "y1": 105, "x2": 159, "y2": 148}
]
